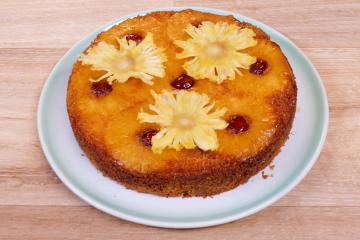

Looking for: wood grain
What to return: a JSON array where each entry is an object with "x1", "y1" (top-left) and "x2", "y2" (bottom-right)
[
  {"x1": 1, "y1": 206, "x2": 360, "y2": 240},
  {"x1": 0, "y1": 0, "x2": 359, "y2": 239}
]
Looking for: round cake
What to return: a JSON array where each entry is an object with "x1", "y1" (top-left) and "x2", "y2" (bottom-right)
[{"x1": 67, "y1": 9, "x2": 297, "y2": 197}]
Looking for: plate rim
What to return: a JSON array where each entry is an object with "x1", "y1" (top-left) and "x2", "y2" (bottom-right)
[{"x1": 37, "y1": 6, "x2": 329, "y2": 228}]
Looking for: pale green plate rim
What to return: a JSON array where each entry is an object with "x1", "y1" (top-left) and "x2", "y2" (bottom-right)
[{"x1": 37, "y1": 6, "x2": 329, "y2": 228}]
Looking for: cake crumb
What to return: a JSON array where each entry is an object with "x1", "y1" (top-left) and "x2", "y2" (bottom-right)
[
  {"x1": 81, "y1": 153, "x2": 85, "y2": 156},
  {"x1": 262, "y1": 169, "x2": 274, "y2": 180},
  {"x1": 269, "y1": 164, "x2": 275, "y2": 170}
]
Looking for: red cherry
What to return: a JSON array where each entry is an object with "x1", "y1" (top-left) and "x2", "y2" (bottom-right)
[
  {"x1": 192, "y1": 21, "x2": 203, "y2": 28},
  {"x1": 171, "y1": 74, "x2": 195, "y2": 89},
  {"x1": 125, "y1": 34, "x2": 143, "y2": 44},
  {"x1": 140, "y1": 129, "x2": 158, "y2": 147},
  {"x1": 227, "y1": 115, "x2": 250, "y2": 134},
  {"x1": 250, "y1": 59, "x2": 268, "y2": 75},
  {"x1": 91, "y1": 80, "x2": 112, "y2": 97}
]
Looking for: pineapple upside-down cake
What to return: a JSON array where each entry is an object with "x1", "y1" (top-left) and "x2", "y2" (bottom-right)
[{"x1": 67, "y1": 10, "x2": 297, "y2": 197}]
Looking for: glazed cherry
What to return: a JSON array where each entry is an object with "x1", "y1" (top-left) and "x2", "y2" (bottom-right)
[
  {"x1": 125, "y1": 34, "x2": 143, "y2": 44},
  {"x1": 192, "y1": 21, "x2": 203, "y2": 28},
  {"x1": 227, "y1": 115, "x2": 250, "y2": 134},
  {"x1": 140, "y1": 129, "x2": 158, "y2": 147},
  {"x1": 91, "y1": 80, "x2": 112, "y2": 97},
  {"x1": 171, "y1": 74, "x2": 195, "y2": 89},
  {"x1": 250, "y1": 59, "x2": 268, "y2": 75}
]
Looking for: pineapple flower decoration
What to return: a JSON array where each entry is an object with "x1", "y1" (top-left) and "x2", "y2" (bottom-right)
[
  {"x1": 138, "y1": 90, "x2": 228, "y2": 154},
  {"x1": 174, "y1": 21, "x2": 257, "y2": 84},
  {"x1": 79, "y1": 32, "x2": 167, "y2": 85}
]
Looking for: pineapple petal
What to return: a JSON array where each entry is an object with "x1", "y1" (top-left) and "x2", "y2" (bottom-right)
[
  {"x1": 192, "y1": 126, "x2": 218, "y2": 151},
  {"x1": 231, "y1": 28, "x2": 258, "y2": 50},
  {"x1": 138, "y1": 111, "x2": 171, "y2": 126},
  {"x1": 176, "y1": 131, "x2": 196, "y2": 149},
  {"x1": 152, "y1": 128, "x2": 176, "y2": 154},
  {"x1": 232, "y1": 52, "x2": 257, "y2": 69}
]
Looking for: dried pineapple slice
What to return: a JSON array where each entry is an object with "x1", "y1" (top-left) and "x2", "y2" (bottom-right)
[
  {"x1": 138, "y1": 90, "x2": 228, "y2": 153},
  {"x1": 79, "y1": 33, "x2": 167, "y2": 85},
  {"x1": 174, "y1": 21, "x2": 257, "y2": 84}
]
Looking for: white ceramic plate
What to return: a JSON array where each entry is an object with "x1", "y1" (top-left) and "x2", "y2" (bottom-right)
[{"x1": 37, "y1": 7, "x2": 328, "y2": 228}]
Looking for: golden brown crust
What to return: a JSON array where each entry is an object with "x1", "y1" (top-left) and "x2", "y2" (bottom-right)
[{"x1": 67, "y1": 9, "x2": 297, "y2": 197}]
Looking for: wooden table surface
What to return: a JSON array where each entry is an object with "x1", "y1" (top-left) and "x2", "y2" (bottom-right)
[{"x1": 1, "y1": 0, "x2": 359, "y2": 239}]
